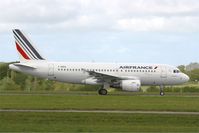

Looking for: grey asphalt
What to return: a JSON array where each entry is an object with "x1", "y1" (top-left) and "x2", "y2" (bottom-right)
[{"x1": 1, "y1": 109, "x2": 199, "y2": 115}]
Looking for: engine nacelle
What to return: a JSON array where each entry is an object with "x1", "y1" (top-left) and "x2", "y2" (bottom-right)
[{"x1": 120, "y1": 80, "x2": 141, "y2": 92}]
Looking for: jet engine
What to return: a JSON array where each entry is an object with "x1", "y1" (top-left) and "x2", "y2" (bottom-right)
[{"x1": 120, "y1": 80, "x2": 141, "y2": 92}]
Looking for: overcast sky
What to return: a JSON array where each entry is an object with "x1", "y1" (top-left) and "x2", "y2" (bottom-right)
[{"x1": 0, "y1": 0, "x2": 199, "y2": 66}]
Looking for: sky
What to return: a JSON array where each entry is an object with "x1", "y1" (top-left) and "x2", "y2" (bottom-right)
[{"x1": 0, "y1": 0, "x2": 199, "y2": 66}]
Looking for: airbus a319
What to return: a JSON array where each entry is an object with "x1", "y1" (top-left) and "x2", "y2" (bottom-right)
[{"x1": 9, "y1": 29, "x2": 189, "y2": 96}]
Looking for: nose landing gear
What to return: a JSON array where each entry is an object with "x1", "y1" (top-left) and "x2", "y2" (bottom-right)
[{"x1": 160, "y1": 85, "x2": 165, "y2": 96}]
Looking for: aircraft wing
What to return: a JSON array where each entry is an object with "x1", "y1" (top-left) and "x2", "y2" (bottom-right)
[{"x1": 82, "y1": 69, "x2": 138, "y2": 83}]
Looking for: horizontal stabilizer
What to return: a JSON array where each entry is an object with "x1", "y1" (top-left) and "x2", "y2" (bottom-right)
[{"x1": 13, "y1": 63, "x2": 37, "y2": 69}]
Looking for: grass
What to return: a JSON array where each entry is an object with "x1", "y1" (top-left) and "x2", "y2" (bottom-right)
[
  {"x1": 1, "y1": 93, "x2": 199, "y2": 112},
  {"x1": 1, "y1": 112, "x2": 199, "y2": 132},
  {"x1": 1, "y1": 92, "x2": 199, "y2": 132}
]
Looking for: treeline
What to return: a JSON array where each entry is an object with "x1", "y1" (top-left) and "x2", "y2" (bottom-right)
[
  {"x1": 0, "y1": 62, "x2": 99, "y2": 92},
  {"x1": 1, "y1": 62, "x2": 199, "y2": 92},
  {"x1": 178, "y1": 64, "x2": 199, "y2": 81}
]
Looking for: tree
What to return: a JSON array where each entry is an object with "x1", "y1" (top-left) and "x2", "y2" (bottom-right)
[
  {"x1": 0, "y1": 77, "x2": 21, "y2": 91},
  {"x1": 0, "y1": 63, "x2": 9, "y2": 80},
  {"x1": 186, "y1": 69, "x2": 199, "y2": 81},
  {"x1": 178, "y1": 65, "x2": 186, "y2": 73}
]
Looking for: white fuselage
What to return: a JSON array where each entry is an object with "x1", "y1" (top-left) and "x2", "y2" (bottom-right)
[
  {"x1": 10, "y1": 29, "x2": 190, "y2": 95},
  {"x1": 9, "y1": 61, "x2": 189, "y2": 87}
]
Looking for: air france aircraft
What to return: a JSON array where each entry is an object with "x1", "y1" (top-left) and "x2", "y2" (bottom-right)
[{"x1": 9, "y1": 29, "x2": 189, "y2": 96}]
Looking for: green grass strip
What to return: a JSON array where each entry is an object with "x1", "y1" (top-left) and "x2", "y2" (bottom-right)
[
  {"x1": 0, "y1": 112, "x2": 199, "y2": 132},
  {"x1": 1, "y1": 95, "x2": 199, "y2": 112}
]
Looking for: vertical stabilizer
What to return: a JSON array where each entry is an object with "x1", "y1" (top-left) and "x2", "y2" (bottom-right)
[{"x1": 12, "y1": 29, "x2": 45, "y2": 62}]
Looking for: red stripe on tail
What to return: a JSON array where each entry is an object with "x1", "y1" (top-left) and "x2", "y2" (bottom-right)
[{"x1": 16, "y1": 42, "x2": 30, "y2": 60}]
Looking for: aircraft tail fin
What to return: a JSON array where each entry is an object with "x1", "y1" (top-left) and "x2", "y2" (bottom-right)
[{"x1": 12, "y1": 29, "x2": 45, "y2": 62}]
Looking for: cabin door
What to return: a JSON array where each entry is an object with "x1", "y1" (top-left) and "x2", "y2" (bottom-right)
[{"x1": 48, "y1": 64, "x2": 54, "y2": 76}]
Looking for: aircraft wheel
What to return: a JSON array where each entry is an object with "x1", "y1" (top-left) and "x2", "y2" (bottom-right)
[
  {"x1": 98, "y1": 89, "x2": 108, "y2": 95},
  {"x1": 160, "y1": 85, "x2": 165, "y2": 96},
  {"x1": 160, "y1": 91, "x2": 164, "y2": 96}
]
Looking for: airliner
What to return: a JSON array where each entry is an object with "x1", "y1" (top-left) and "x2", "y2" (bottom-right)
[{"x1": 9, "y1": 29, "x2": 189, "y2": 96}]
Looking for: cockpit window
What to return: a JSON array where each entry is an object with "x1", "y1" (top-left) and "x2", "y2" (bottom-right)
[{"x1": 173, "y1": 70, "x2": 180, "y2": 73}]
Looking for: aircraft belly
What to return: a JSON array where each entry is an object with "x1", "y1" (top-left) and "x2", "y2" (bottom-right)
[
  {"x1": 140, "y1": 74, "x2": 163, "y2": 85},
  {"x1": 56, "y1": 72, "x2": 87, "y2": 84}
]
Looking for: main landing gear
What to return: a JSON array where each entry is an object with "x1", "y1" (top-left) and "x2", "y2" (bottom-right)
[
  {"x1": 98, "y1": 89, "x2": 108, "y2": 95},
  {"x1": 160, "y1": 85, "x2": 165, "y2": 96},
  {"x1": 98, "y1": 83, "x2": 109, "y2": 95}
]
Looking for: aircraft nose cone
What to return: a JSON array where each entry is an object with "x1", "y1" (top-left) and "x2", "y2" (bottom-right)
[{"x1": 184, "y1": 74, "x2": 190, "y2": 82}]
